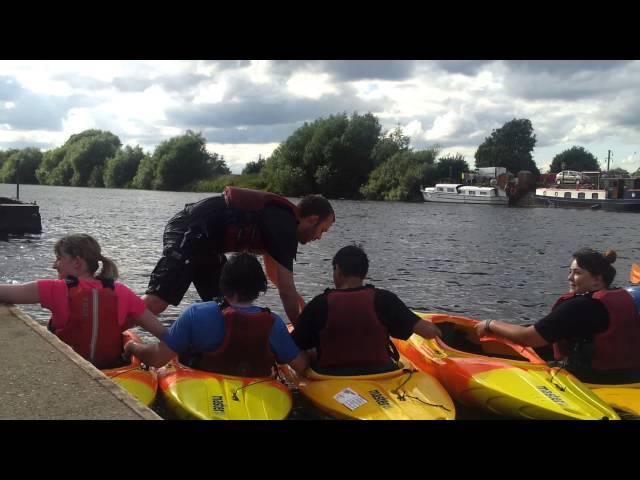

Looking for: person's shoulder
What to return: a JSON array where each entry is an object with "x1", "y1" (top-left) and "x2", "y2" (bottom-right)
[
  {"x1": 190, "y1": 301, "x2": 223, "y2": 314},
  {"x1": 374, "y1": 286, "x2": 399, "y2": 299}
]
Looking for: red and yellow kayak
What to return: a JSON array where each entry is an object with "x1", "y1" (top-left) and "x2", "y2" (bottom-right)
[
  {"x1": 158, "y1": 360, "x2": 293, "y2": 420},
  {"x1": 102, "y1": 330, "x2": 158, "y2": 407},
  {"x1": 393, "y1": 313, "x2": 620, "y2": 420}
]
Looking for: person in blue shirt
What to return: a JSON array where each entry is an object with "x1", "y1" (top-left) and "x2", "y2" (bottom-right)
[{"x1": 125, "y1": 252, "x2": 308, "y2": 376}]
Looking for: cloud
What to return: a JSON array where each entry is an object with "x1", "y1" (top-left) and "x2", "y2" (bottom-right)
[
  {"x1": 1, "y1": 92, "x2": 98, "y2": 130},
  {"x1": 266, "y1": 61, "x2": 417, "y2": 82},
  {"x1": 0, "y1": 139, "x2": 53, "y2": 150},
  {"x1": 113, "y1": 76, "x2": 154, "y2": 92},
  {"x1": 320, "y1": 60, "x2": 417, "y2": 81},
  {"x1": 503, "y1": 60, "x2": 638, "y2": 100},
  {"x1": 166, "y1": 93, "x2": 383, "y2": 128},
  {"x1": 433, "y1": 60, "x2": 496, "y2": 76},
  {"x1": 505, "y1": 60, "x2": 631, "y2": 75},
  {"x1": 0, "y1": 76, "x2": 23, "y2": 101},
  {"x1": 202, "y1": 123, "x2": 301, "y2": 144}
]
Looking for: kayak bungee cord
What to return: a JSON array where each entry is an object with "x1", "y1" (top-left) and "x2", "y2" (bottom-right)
[
  {"x1": 548, "y1": 367, "x2": 567, "y2": 392},
  {"x1": 391, "y1": 369, "x2": 452, "y2": 412},
  {"x1": 107, "y1": 363, "x2": 150, "y2": 379},
  {"x1": 231, "y1": 376, "x2": 279, "y2": 402}
]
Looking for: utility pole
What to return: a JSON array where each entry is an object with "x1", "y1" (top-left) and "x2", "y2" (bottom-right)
[
  {"x1": 607, "y1": 150, "x2": 612, "y2": 172},
  {"x1": 16, "y1": 158, "x2": 20, "y2": 200}
]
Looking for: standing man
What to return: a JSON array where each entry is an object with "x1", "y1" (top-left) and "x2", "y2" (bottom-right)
[{"x1": 143, "y1": 186, "x2": 334, "y2": 324}]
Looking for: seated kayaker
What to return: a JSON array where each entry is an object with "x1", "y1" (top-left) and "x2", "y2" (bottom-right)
[
  {"x1": 0, "y1": 233, "x2": 166, "y2": 369},
  {"x1": 125, "y1": 252, "x2": 309, "y2": 376},
  {"x1": 291, "y1": 245, "x2": 442, "y2": 376},
  {"x1": 475, "y1": 248, "x2": 640, "y2": 384}
]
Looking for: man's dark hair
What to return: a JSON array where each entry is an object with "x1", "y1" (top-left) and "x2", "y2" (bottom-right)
[
  {"x1": 332, "y1": 245, "x2": 369, "y2": 279},
  {"x1": 219, "y1": 253, "x2": 268, "y2": 302},
  {"x1": 298, "y1": 194, "x2": 335, "y2": 221},
  {"x1": 573, "y1": 248, "x2": 617, "y2": 287}
]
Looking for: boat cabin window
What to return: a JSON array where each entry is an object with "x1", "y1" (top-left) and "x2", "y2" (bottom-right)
[
  {"x1": 446, "y1": 188, "x2": 455, "y2": 193},
  {"x1": 592, "y1": 193, "x2": 599, "y2": 199},
  {"x1": 437, "y1": 187, "x2": 444, "y2": 192},
  {"x1": 578, "y1": 192, "x2": 585, "y2": 199},
  {"x1": 564, "y1": 192, "x2": 571, "y2": 198},
  {"x1": 468, "y1": 190, "x2": 475, "y2": 195},
  {"x1": 479, "y1": 191, "x2": 488, "y2": 195}
]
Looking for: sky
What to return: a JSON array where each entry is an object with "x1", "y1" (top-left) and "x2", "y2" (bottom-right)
[{"x1": 1, "y1": 60, "x2": 639, "y2": 175}]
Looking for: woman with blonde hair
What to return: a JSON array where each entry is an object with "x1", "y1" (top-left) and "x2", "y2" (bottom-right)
[{"x1": 0, "y1": 233, "x2": 166, "y2": 369}]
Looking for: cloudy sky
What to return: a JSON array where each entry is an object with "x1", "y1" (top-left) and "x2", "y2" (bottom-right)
[{"x1": 1, "y1": 60, "x2": 639, "y2": 174}]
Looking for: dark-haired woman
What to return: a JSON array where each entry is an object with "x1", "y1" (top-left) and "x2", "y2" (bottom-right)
[{"x1": 476, "y1": 248, "x2": 640, "y2": 384}]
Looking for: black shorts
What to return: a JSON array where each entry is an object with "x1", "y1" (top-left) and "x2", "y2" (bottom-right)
[{"x1": 146, "y1": 198, "x2": 227, "y2": 306}]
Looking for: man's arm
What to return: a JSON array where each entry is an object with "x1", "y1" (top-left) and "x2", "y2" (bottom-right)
[
  {"x1": 287, "y1": 350, "x2": 310, "y2": 374},
  {"x1": 263, "y1": 254, "x2": 305, "y2": 325},
  {"x1": 124, "y1": 340, "x2": 176, "y2": 368},
  {"x1": 413, "y1": 319, "x2": 442, "y2": 339}
]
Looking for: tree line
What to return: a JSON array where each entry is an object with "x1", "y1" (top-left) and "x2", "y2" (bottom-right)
[{"x1": 2, "y1": 113, "x2": 638, "y2": 202}]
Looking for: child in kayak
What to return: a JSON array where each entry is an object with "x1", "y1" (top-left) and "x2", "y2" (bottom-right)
[
  {"x1": 125, "y1": 252, "x2": 308, "y2": 376},
  {"x1": 475, "y1": 248, "x2": 640, "y2": 384},
  {"x1": 0, "y1": 233, "x2": 166, "y2": 369},
  {"x1": 290, "y1": 244, "x2": 442, "y2": 375}
]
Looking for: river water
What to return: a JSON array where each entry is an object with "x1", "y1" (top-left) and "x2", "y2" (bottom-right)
[{"x1": 3, "y1": 183, "x2": 640, "y2": 331}]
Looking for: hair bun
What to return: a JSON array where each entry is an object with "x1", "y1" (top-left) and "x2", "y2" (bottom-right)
[{"x1": 603, "y1": 249, "x2": 617, "y2": 264}]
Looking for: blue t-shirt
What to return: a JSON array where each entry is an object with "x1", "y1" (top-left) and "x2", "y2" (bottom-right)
[{"x1": 162, "y1": 302, "x2": 299, "y2": 364}]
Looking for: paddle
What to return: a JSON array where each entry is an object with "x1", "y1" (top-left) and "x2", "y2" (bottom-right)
[{"x1": 630, "y1": 263, "x2": 640, "y2": 285}]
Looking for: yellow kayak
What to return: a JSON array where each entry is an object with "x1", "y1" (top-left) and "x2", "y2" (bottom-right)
[
  {"x1": 279, "y1": 364, "x2": 455, "y2": 420},
  {"x1": 394, "y1": 313, "x2": 620, "y2": 420},
  {"x1": 158, "y1": 359, "x2": 292, "y2": 420},
  {"x1": 102, "y1": 330, "x2": 158, "y2": 407}
]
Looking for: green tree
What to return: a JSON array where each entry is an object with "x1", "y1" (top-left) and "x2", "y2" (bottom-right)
[
  {"x1": 104, "y1": 146, "x2": 148, "y2": 188},
  {"x1": 242, "y1": 155, "x2": 266, "y2": 175},
  {"x1": 548, "y1": 146, "x2": 599, "y2": 173},
  {"x1": 0, "y1": 148, "x2": 42, "y2": 184},
  {"x1": 436, "y1": 153, "x2": 469, "y2": 181},
  {"x1": 35, "y1": 129, "x2": 121, "y2": 186},
  {"x1": 151, "y1": 131, "x2": 229, "y2": 191},
  {"x1": 475, "y1": 118, "x2": 539, "y2": 175},
  {"x1": 36, "y1": 146, "x2": 66, "y2": 185},
  {"x1": 360, "y1": 147, "x2": 439, "y2": 201},
  {"x1": 263, "y1": 112, "x2": 382, "y2": 198},
  {"x1": 131, "y1": 154, "x2": 158, "y2": 190},
  {"x1": 371, "y1": 126, "x2": 411, "y2": 167},
  {"x1": 67, "y1": 130, "x2": 121, "y2": 187}
]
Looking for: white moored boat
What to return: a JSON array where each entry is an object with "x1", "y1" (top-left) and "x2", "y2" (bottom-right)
[{"x1": 421, "y1": 183, "x2": 508, "y2": 205}]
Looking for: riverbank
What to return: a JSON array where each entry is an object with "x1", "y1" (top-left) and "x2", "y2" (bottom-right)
[{"x1": 0, "y1": 304, "x2": 161, "y2": 420}]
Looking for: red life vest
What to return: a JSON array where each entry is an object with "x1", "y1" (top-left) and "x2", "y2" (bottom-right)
[
  {"x1": 51, "y1": 277, "x2": 124, "y2": 369},
  {"x1": 222, "y1": 186, "x2": 299, "y2": 253},
  {"x1": 195, "y1": 305, "x2": 277, "y2": 377},
  {"x1": 317, "y1": 287, "x2": 393, "y2": 371},
  {"x1": 552, "y1": 289, "x2": 640, "y2": 371}
]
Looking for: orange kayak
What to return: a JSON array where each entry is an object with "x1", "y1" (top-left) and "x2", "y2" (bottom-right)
[
  {"x1": 102, "y1": 330, "x2": 158, "y2": 407},
  {"x1": 393, "y1": 313, "x2": 619, "y2": 420}
]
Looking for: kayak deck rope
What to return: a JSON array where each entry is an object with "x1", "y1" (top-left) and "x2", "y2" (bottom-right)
[
  {"x1": 231, "y1": 376, "x2": 278, "y2": 402},
  {"x1": 548, "y1": 367, "x2": 567, "y2": 391},
  {"x1": 391, "y1": 369, "x2": 452, "y2": 412}
]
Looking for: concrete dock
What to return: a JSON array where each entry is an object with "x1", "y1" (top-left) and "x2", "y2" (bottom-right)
[{"x1": 0, "y1": 304, "x2": 161, "y2": 420}]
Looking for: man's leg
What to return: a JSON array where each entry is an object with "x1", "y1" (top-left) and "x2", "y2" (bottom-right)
[
  {"x1": 145, "y1": 248, "x2": 194, "y2": 313},
  {"x1": 192, "y1": 253, "x2": 228, "y2": 302}
]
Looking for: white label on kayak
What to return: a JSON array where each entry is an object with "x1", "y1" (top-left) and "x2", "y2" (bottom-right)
[{"x1": 334, "y1": 388, "x2": 368, "y2": 411}]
